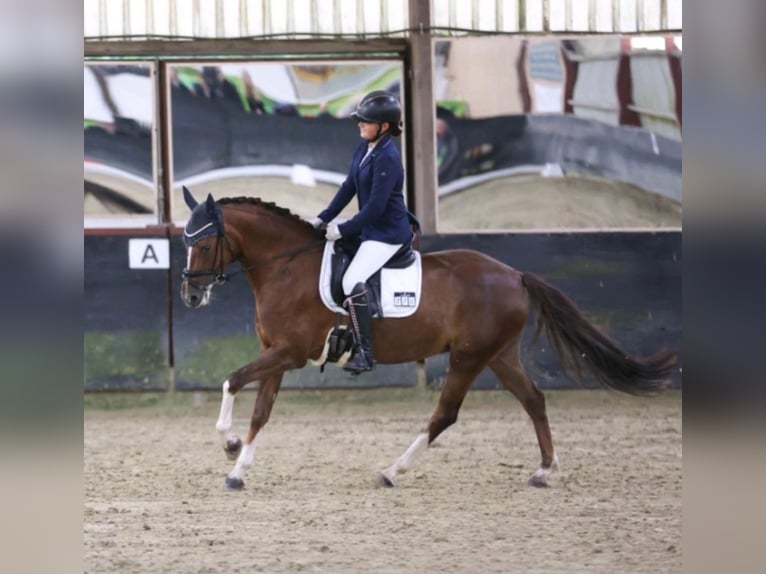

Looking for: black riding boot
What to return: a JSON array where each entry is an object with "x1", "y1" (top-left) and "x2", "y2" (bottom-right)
[{"x1": 343, "y1": 282, "x2": 374, "y2": 374}]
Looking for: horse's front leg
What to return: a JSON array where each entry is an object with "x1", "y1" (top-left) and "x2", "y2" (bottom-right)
[
  {"x1": 224, "y1": 373, "x2": 282, "y2": 490},
  {"x1": 215, "y1": 380, "x2": 244, "y2": 460},
  {"x1": 212, "y1": 346, "x2": 298, "y2": 489}
]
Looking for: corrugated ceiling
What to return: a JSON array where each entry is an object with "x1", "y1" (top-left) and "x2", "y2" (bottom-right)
[{"x1": 84, "y1": 0, "x2": 681, "y2": 39}]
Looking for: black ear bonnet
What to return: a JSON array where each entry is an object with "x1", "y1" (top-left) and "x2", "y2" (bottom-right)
[{"x1": 182, "y1": 187, "x2": 224, "y2": 247}]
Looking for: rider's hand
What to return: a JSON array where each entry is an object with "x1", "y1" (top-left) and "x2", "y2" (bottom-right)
[
  {"x1": 307, "y1": 216, "x2": 325, "y2": 230},
  {"x1": 325, "y1": 223, "x2": 342, "y2": 241}
]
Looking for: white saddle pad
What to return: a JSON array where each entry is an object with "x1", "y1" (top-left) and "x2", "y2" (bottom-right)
[{"x1": 318, "y1": 240, "x2": 422, "y2": 318}]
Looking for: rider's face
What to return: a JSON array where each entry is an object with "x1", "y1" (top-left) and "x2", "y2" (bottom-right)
[{"x1": 358, "y1": 120, "x2": 388, "y2": 141}]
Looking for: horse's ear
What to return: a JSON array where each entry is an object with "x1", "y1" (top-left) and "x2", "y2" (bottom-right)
[
  {"x1": 205, "y1": 193, "x2": 217, "y2": 213},
  {"x1": 205, "y1": 193, "x2": 225, "y2": 234},
  {"x1": 183, "y1": 186, "x2": 198, "y2": 210}
]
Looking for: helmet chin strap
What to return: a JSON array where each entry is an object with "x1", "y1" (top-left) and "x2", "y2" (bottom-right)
[{"x1": 367, "y1": 123, "x2": 387, "y2": 143}]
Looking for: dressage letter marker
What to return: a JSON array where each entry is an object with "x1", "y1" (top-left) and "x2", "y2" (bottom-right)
[{"x1": 129, "y1": 239, "x2": 170, "y2": 269}]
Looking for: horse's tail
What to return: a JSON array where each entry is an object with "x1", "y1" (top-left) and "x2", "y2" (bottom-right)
[{"x1": 521, "y1": 272, "x2": 677, "y2": 396}]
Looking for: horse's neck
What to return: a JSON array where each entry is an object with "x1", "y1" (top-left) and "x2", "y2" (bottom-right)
[
  {"x1": 231, "y1": 208, "x2": 319, "y2": 287},
  {"x1": 229, "y1": 207, "x2": 311, "y2": 254}
]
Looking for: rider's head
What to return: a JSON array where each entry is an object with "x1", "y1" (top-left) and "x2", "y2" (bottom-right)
[{"x1": 350, "y1": 91, "x2": 403, "y2": 141}]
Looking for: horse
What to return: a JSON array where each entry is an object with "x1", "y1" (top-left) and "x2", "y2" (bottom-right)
[{"x1": 179, "y1": 188, "x2": 678, "y2": 490}]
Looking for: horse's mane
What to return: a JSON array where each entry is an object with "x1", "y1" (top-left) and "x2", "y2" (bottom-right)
[{"x1": 217, "y1": 196, "x2": 322, "y2": 237}]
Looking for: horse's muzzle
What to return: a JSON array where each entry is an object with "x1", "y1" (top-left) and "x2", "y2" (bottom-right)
[{"x1": 181, "y1": 280, "x2": 211, "y2": 309}]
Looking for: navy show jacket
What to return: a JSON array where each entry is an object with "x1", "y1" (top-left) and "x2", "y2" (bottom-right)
[{"x1": 318, "y1": 135, "x2": 414, "y2": 244}]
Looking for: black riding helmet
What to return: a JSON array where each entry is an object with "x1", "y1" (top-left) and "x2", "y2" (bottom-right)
[{"x1": 350, "y1": 91, "x2": 403, "y2": 136}]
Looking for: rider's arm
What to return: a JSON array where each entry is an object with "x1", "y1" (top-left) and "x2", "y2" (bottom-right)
[
  {"x1": 318, "y1": 175, "x2": 356, "y2": 224},
  {"x1": 318, "y1": 144, "x2": 365, "y2": 223},
  {"x1": 338, "y1": 154, "x2": 398, "y2": 237}
]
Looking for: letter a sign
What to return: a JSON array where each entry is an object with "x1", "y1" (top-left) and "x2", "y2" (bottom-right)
[{"x1": 129, "y1": 239, "x2": 170, "y2": 269}]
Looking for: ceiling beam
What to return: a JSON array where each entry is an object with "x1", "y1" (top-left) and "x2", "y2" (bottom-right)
[{"x1": 85, "y1": 38, "x2": 408, "y2": 58}]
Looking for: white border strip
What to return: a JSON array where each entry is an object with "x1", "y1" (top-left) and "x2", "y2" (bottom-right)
[
  {"x1": 439, "y1": 165, "x2": 554, "y2": 196},
  {"x1": 84, "y1": 161, "x2": 154, "y2": 189},
  {"x1": 84, "y1": 215, "x2": 158, "y2": 229},
  {"x1": 174, "y1": 165, "x2": 346, "y2": 188}
]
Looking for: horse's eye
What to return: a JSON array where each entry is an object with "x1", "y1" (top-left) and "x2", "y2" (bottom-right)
[{"x1": 199, "y1": 245, "x2": 211, "y2": 254}]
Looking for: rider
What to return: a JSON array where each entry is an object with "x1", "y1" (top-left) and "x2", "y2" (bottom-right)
[{"x1": 309, "y1": 91, "x2": 416, "y2": 374}]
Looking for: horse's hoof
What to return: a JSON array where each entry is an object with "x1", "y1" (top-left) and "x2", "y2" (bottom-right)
[
  {"x1": 225, "y1": 476, "x2": 245, "y2": 490},
  {"x1": 528, "y1": 474, "x2": 549, "y2": 488},
  {"x1": 224, "y1": 437, "x2": 243, "y2": 461},
  {"x1": 378, "y1": 473, "x2": 395, "y2": 488}
]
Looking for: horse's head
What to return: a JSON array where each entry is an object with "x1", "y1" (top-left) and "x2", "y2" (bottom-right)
[{"x1": 180, "y1": 187, "x2": 233, "y2": 309}]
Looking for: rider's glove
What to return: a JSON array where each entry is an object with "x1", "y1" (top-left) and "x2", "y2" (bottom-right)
[
  {"x1": 307, "y1": 216, "x2": 326, "y2": 230},
  {"x1": 325, "y1": 223, "x2": 342, "y2": 241}
]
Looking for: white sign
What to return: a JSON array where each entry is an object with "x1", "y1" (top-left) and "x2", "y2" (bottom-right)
[{"x1": 129, "y1": 239, "x2": 169, "y2": 269}]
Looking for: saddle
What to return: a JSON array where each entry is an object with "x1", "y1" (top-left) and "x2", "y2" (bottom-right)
[
  {"x1": 329, "y1": 236, "x2": 416, "y2": 319},
  {"x1": 314, "y1": 236, "x2": 422, "y2": 369},
  {"x1": 312, "y1": 236, "x2": 419, "y2": 370}
]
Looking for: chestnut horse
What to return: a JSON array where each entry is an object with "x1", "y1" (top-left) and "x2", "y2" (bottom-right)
[{"x1": 180, "y1": 189, "x2": 677, "y2": 490}]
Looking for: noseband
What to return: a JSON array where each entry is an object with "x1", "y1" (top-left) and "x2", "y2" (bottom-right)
[{"x1": 181, "y1": 233, "x2": 233, "y2": 288}]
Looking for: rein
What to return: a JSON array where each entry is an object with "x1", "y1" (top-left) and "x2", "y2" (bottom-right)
[{"x1": 182, "y1": 235, "x2": 325, "y2": 287}]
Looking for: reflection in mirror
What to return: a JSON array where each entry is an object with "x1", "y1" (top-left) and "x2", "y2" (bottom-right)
[
  {"x1": 84, "y1": 63, "x2": 156, "y2": 223},
  {"x1": 434, "y1": 36, "x2": 682, "y2": 231},
  {"x1": 167, "y1": 61, "x2": 404, "y2": 224}
]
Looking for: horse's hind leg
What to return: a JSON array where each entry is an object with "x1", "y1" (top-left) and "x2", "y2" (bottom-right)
[
  {"x1": 380, "y1": 353, "x2": 484, "y2": 487},
  {"x1": 224, "y1": 373, "x2": 282, "y2": 490},
  {"x1": 489, "y1": 343, "x2": 558, "y2": 487}
]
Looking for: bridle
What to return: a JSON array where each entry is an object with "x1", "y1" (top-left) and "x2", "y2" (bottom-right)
[
  {"x1": 181, "y1": 231, "x2": 234, "y2": 288},
  {"x1": 182, "y1": 231, "x2": 325, "y2": 289}
]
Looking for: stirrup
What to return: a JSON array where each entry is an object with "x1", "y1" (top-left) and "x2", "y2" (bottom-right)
[{"x1": 343, "y1": 349, "x2": 374, "y2": 374}]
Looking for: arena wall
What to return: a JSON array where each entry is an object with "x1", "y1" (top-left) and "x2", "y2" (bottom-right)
[{"x1": 84, "y1": 230, "x2": 681, "y2": 391}]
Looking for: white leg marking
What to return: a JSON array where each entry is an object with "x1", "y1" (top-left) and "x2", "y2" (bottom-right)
[
  {"x1": 215, "y1": 380, "x2": 237, "y2": 445},
  {"x1": 531, "y1": 451, "x2": 559, "y2": 486},
  {"x1": 381, "y1": 432, "x2": 429, "y2": 484},
  {"x1": 228, "y1": 438, "x2": 258, "y2": 481}
]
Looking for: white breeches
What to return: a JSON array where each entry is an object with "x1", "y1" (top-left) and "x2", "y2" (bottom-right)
[{"x1": 342, "y1": 240, "x2": 403, "y2": 295}]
